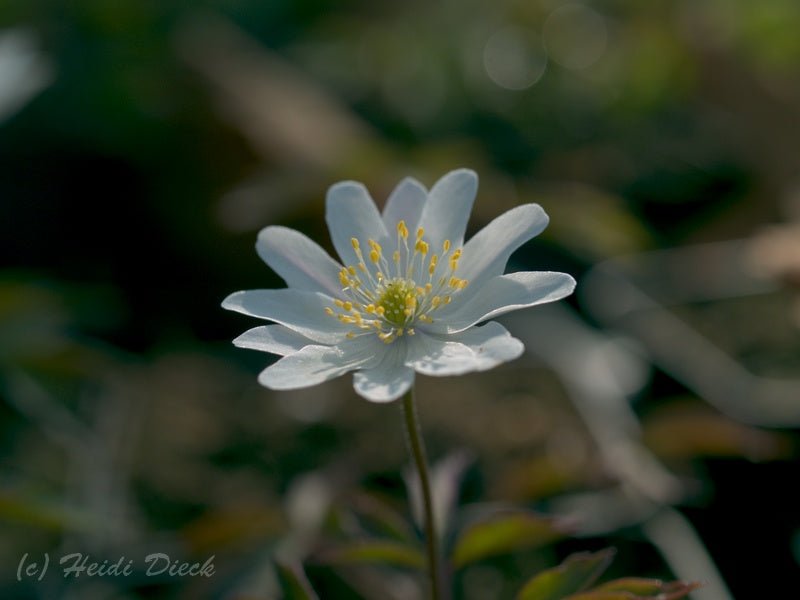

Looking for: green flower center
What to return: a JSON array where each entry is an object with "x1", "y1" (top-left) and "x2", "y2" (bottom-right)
[
  {"x1": 324, "y1": 220, "x2": 469, "y2": 343},
  {"x1": 376, "y1": 279, "x2": 417, "y2": 327}
]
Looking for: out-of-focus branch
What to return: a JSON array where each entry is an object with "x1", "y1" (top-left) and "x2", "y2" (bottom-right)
[
  {"x1": 582, "y1": 242, "x2": 800, "y2": 428},
  {"x1": 506, "y1": 305, "x2": 733, "y2": 600},
  {"x1": 174, "y1": 15, "x2": 375, "y2": 171}
]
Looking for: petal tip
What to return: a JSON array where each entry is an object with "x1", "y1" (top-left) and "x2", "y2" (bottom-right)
[
  {"x1": 326, "y1": 179, "x2": 367, "y2": 200},
  {"x1": 221, "y1": 290, "x2": 243, "y2": 310}
]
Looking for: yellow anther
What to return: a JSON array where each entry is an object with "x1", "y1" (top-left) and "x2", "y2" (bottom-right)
[
  {"x1": 393, "y1": 250, "x2": 400, "y2": 263},
  {"x1": 407, "y1": 328, "x2": 415, "y2": 335},
  {"x1": 425, "y1": 283, "x2": 433, "y2": 293},
  {"x1": 365, "y1": 304, "x2": 375, "y2": 313},
  {"x1": 351, "y1": 238, "x2": 360, "y2": 250},
  {"x1": 449, "y1": 276, "x2": 458, "y2": 288},
  {"x1": 416, "y1": 227, "x2": 424, "y2": 239},
  {"x1": 376, "y1": 306, "x2": 385, "y2": 316},
  {"x1": 459, "y1": 280, "x2": 469, "y2": 289},
  {"x1": 444, "y1": 296, "x2": 452, "y2": 304},
  {"x1": 404, "y1": 308, "x2": 413, "y2": 317},
  {"x1": 415, "y1": 240, "x2": 429, "y2": 255},
  {"x1": 348, "y1": 266, "x2": 356, "y2": 276},
  {"x1": 339, "y1": 272, "x2": 349, "y2": 286},
  {"x1": 358, "y1": 263, "x2": 366, "y2": 272},
  {"x1": 432, "y1": 296, "x2": 441, "y2": 308},
  {"x1": 343, "y1": 301, "x2": 353, "y2": 311},
  {"x1": 325, "y1": 307, "x2": 335, "y2": 316},
  {"x1": 397, "y1": 220, "x2": 409, "y2": 239},
  {"x1": 405, "y1": 295, "x2": 416, "y2": 308},
  {"x1": 334, "y1": 299, "x2": 345, "y2": 308},
  {"x1": 443, "y1": 240, "x2": 451, "y2": 253},
  {"x1": 428, "y1": 254, "x2": 438, "y2": 275},
  {"x1": 370, "y1": 250, "x2": 380, "y2": 263},
  {"x1": 397, "y1": 328, "x2": 404, "y2": 336}
]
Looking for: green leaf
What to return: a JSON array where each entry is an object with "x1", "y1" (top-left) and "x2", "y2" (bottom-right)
[
  {"x1": 594, "y1": 578, "x2": 682, "y2": 594},
  {"x1": 348, "y1": 492, "x2": 415, "y2": 542},
  {"x1": 452, "y1": 510, "x2": 565, "y2": 568},
  {"x1": 317, "y1": 540, "x2": 425, "y2": 569},
  {"x1": 0, "y1": 490, "x2": 108, "y2": 532},
  {"x1": 275, "y1": 560, "x2": 320, "y2": 600},
  {"x1": 516, "y1": 549, "x2": 615, "y2": 600},
  {"x1": 566, "y1": 579, "x2": 701, "y2": 600}
]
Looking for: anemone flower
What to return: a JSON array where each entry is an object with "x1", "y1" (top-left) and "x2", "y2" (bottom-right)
[{"x1": 223, "y1": 169, "x2": 575, "y2": 403}]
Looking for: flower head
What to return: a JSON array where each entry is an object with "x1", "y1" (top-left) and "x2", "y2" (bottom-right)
[{"x1": 223, "y1": 169, "x2": 575, "y2": 402}]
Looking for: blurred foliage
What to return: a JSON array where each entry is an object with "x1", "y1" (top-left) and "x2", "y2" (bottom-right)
[{"x1": 2, "y1": 0, "x2": 800, "y2": 598}]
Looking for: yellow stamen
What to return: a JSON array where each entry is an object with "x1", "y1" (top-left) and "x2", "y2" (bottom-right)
[{"x1": 331, "y1": 219, "x2": 471, "y2": 344}]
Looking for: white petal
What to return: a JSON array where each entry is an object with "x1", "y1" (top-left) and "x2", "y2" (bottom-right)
[
  {"x1": 416, "y1": 169, "x2": 477, "y2": 252},
  {"x1": 425, "y1": 271, "x2": 576, "y2": 334},
  {"x1": 233, "y1": 325, "x2": 314, "y2": 356},
  {"x1": 325, "y1": 181, "x2": 390, "y2": 268},
  {"x1": 457, "y1": 204, "x2": 549, "y2": 293},
  {"x1": 256, "y1": 226, "x2": 344, "y2": 297},
  {"x1": 259, "y1": 336, "x2": 382, "y2": 390},
  {"x1": 382, "y1": 177, "x2": 428, "y2": 232},
  {"x1": 353, "y1": 342, "x2": 414, "y2": 402},
  {"x1": 406, "y1": 321, "x2": 524, "y2": 376},
  {"x1": 222, "y1": 289, "x2": 351, "y2": 344}
]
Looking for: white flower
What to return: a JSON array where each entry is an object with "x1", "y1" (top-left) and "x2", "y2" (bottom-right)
[{"x1": 223, "y1": 169, "x2": 575, "y2": 402}]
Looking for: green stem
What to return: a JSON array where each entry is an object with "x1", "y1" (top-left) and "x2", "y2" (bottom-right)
[{"x1": 401, "y1": 388, "x2": 443, "y2": 600}]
